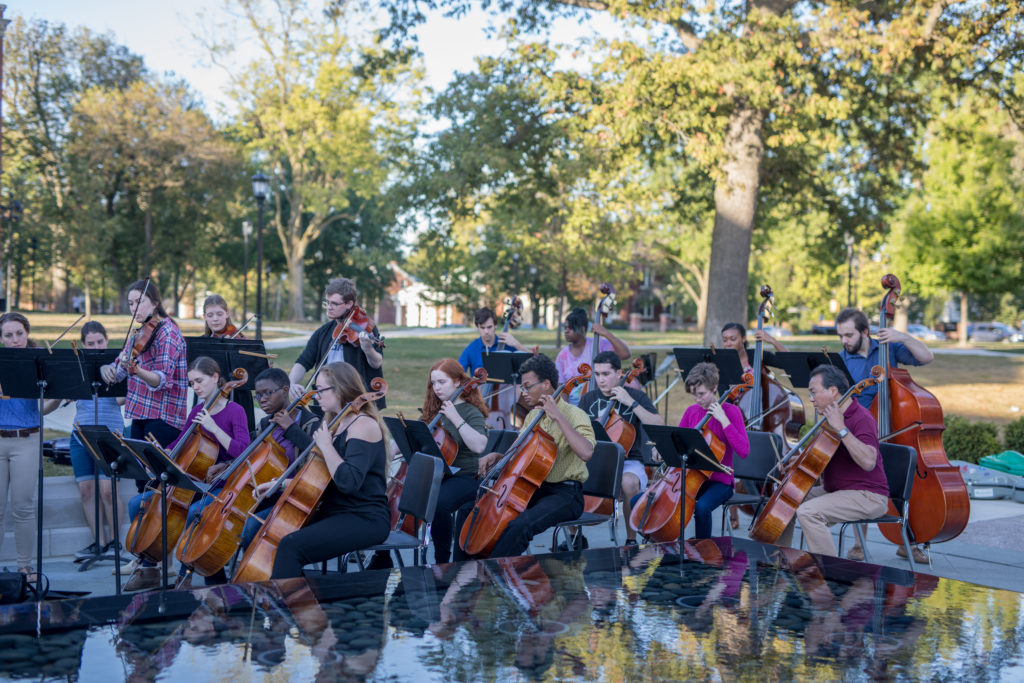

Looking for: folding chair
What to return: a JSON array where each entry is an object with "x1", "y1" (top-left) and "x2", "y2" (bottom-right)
[
  {"x1": 550, "y1": 441, "x2": 625, "y2": 552},
  {"x1": 720, "y1": 431, "x2": 783, "y2": 535}
]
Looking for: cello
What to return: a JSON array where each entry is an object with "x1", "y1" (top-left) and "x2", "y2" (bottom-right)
[
  {"x1": 175, "y1": 388, "x2": 320, "y2": 577},
  {"x1": 485, "y1": 296, "x2": 524, "y2": 430},
  {"x1": 459, "y1": 365, "x2": 593, "y2": 557},
  {"x1": 749, "y1": 368, "x2": 883, "y2": 544},
  {"x1": 125, "y1": 368, "x2": 250, "y2": 563},
  {"x1": 629, "y1": 376, "x2": 750, "y2": 543},
  {"x1": 582, "y1": 357, "x2": 646, "y2": 516},
  {"x1": 871, "y1": 274, "x2": 969, "y2": 546},
  {"x1": 233, "y1": 378, "x2": 388, "y2": 583}
]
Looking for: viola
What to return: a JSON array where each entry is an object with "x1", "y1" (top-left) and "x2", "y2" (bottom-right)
[
  {"x1": 332, "y1": 304, "x2": 385, "y2": 349},
  {"x1": 124, "y1": 316, "x2": 164, "y2": 374},
  {"x1": 871, "y1": 274, "x2": 969, "y2": 546},
  {"x1": 583, "y1": 357, "x2": 645, "y2": 516},
  {"x1": 126, "y1": 368, "x2": 249, "y2": 563},
  {"x1": 232, "y1": 378, "x2": 388, "y2": 583},
  {"x1": 459, "y1": 364, "x2": 593, "y2": 557},
  {"x1": 629, "y1": 376, "x2": 749, "y2": 543},
  {"x1": 176, "y1": 388, "x2": 319, "y2": 577},
  {"x1": 749, "y1": 369, "x2": 883, "y2": 544}
]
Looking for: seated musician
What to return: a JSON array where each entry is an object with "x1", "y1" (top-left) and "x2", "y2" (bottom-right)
[
  {"x1": 678, "y1": 362, "x2": 749, "y2": 539},
  {"x1": 459, "y1": 307, "x2": 527, "y2": 429},
  {"x1": 578, "y1": 350, "x2": 663, "y2": 546},
  {"x1": 555, "y1": 308, "x2": 630, "y2": 404},
  {"x1": 464, "y1": 353, "x2": 595, "y2": 559},
  {"x1": 267, "y1": 362, "x2": 389, "y2": 579},
  {"x1": 202, "y1": 294, "x2": 243, "y2": 338},
  {"x1": 124, "y1": 356, "x2": 251, "y2": 591},
  {"x1": 775, "y1": 365, "x2": 890, "y2": 557}
]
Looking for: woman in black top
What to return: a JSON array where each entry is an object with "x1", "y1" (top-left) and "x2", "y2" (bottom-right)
[{"x1": 270, "y1": 361, "x2": 390, "y2": 579}]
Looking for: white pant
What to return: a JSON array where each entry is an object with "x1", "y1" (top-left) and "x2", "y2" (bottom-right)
[{"x1": 0, "y1": 434, "x2": 40, "y2": 567}]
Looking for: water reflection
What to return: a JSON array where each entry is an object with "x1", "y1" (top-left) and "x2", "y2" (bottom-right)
[{"x1": 0, "y1": 538, "x2": 1022, "y2": 681}]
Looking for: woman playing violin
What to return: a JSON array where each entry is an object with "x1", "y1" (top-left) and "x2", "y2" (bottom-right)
[
  {"x1": 288, "y1": 278, "x2": 384, "y2": 407},
  {"x1": 100, "y1": 279, "x2": 188, "y2": 450},
  {"x1": 678, "y1": 362, "x2": 749, "y2": 539},
  {"x1": 422, "y1": 359, "x2": 489, "y2": 563},
  {"x1": 265, "y1": 362, "x2": 389, "y2": 579},
  {"x1": 123, "y1": 356, "x2": 251, "y2": 591},
  {"x1": 202, "y1": 294, "x2": 243, "y2": 338}
]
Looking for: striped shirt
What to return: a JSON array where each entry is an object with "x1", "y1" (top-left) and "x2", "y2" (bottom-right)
[
  {"x1": 73, "y1": 397, "x2": 125, "y2": 433},
  {"x1": 114, "y1": 319, "x2": 188, "y2": 429}
]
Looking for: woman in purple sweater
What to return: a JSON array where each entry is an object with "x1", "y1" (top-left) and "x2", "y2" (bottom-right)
[{"x1": 678, "y1": 362, "x2": 749, "y2": 539}]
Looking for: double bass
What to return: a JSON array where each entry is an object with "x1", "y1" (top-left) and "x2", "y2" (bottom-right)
[
  {"x1": 126, "y1": 368, "x2": 250, "y2": 563},
  {"x1": 233, "y1": 378, "x2": 388, "y2": 583},
  {"x1": 459, "y1": 365, "x2": 593, "y2": 557},
  {"x1": 587, "y1": 284, "x2": 616, "y2": 393},
  {"x1": 749, "y1": 369, "x2": 883, "y2": 544},
  {"x1": 485, "y1": 296, "x2": 525, "y2": 430},
  {"x1": 871, "y1": 274, "x2": 969, "y2": 546}
]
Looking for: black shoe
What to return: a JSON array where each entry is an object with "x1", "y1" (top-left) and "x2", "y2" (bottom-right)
[
  {"x1": 624, "y1": 538, "x2": 638, "y2": 547},
  {"x1": 74, "y1": 542, "x2": 101, "y2": 560},
  {"x1": 557, "y1": 534, "x2": 589, "y2": 552}
]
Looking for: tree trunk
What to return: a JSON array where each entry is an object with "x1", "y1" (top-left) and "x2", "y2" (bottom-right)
[
  {"x1": 959, "y1": 292, "x2": 969, "y2": 348},
  {"x1": 84, "y1": 277, "x2": 92, "y2": 317},
  {"x1": 555, "y1": 264, "x2": 568, "y2": 349},
  {"x1": 702, "y1": 105, "x2": 765, "y2": 345},
  {"x1": 287, "y1": 254, "x2": 306, "y2": 322},
  {"x1": 142, "y1": 199, "x2": 153, "y2": 276}
]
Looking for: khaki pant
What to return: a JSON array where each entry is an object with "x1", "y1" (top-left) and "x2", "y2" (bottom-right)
[
  {"x1": 0, "y1": 434, "x2": 40, "y2": 567},
  {"x1": 776, "y1": 486, "x2": 889, "y2": 557}
]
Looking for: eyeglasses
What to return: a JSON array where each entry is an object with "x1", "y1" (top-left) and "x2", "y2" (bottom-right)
[
  {"x1": 255, "y1": 387, "x2": 285, "y2": 400},
  {"x1": 520, "y1": 380, "x2": 541, "y2": 392},
  {"x1": 322, "y1": 299, "x2": 346, "y2": 309}
]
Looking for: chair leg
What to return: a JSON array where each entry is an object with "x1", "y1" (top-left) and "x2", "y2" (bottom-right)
[
  {"x1": 900, "y1": 521, "x2": 916, "y2": 573},
  {"x1": 609, "y1": 507, "x2": 618, "y2": 545},
  {"x1": 355, "y1": 550, "x2": 366, "y2": 571},
  {"x1": 853, "y1": 523, "x2": 870, "y2": 562},
  {"x1": 837, "y1": 523, "x2": 847, "y2": 555}
]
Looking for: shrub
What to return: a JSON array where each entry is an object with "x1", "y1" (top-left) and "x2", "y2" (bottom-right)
[
  {"x1": 1003, "y1": 417, "x2": 1024, "y2": 454},
  {"x1": 943, "y1": 415, "x2": 1001, "y2": 464}
]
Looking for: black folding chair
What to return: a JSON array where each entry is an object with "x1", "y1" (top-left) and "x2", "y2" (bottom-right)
[
  {"x1": 549, "y1": 441, "x2": 625, "y2": 552},
  {"x1": 720, "y1": 431, "x2": 783, "y2": 535},
  {"x1": 836, "y1": 443, "x2": 919, "y2": 572},
  {"x1": 357, "y1": 452, "x2": 444, "y2": 569}
]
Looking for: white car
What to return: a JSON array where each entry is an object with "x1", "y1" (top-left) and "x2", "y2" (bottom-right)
[{"x1": 907, "y1": 324, "x2": 947, "y2": 341}]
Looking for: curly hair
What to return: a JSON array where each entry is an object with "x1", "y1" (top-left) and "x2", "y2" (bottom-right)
[{"x1": 422, "y1": 358, "x2": 489, "y2": 423}]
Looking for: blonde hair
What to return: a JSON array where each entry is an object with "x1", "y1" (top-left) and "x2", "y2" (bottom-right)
[{"x1": 318, "y1": 362, "x2": 384, "y2": 435}]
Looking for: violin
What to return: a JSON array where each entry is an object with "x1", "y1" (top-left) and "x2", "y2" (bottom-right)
[
  {"x1": 233, "y1": 378, "x2": 388, "y2": 583},
  {"x1": 332, "y1": 304, "x2": 385, "y2": 349},
  {"x1": 124, "y1": 316, "x2": 164, "y2": 374},
  {"x1": 125, "y1": 367, "x2": 249, "y2": 563},
  {"x1": 459, "y1": 364, "x2": 593, "y2": 557},
  {"x1": 176, "y1": 388, "x2": 319, "y2": 577},
  {"x1": 749, "y1": 368, "x2": 883, "y2": 544},
  {"x1": 588, "y1": 284, "x2": 616, "y2": 393},
  {"x1": 209, "y1": 322, "x2": 240, "y2": 339},
  {"x1": 871, "y1": 274, "x2": 969, "y2": 546},
  {"x1": 629, "y1": 376, "x2": 749, "y2": 543}
]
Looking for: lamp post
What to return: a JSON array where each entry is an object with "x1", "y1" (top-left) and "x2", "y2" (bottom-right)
[
  {"x1": 512, "y1": 252, "x2": 519, "y2": 295},
  {"x1": 241, "y1": 220, "x2": 253, "y2": 320},
  {"x1": 251, "y1": 172, "x2": 269, "y2": 340}
]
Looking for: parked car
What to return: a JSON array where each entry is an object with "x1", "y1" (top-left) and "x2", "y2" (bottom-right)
[
  {"x1": 907, "y1": 324, "x2": 947, "y2": 341},
  {"x1": 761, "y1": 325, "x2": 793, "y2": 338},
  {"x1": 967, "y1": 322, "x2": 1012, "y2": 343}
]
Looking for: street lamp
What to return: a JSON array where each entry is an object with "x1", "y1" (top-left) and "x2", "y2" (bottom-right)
[
  {"x1": 251, "y1": 172, "x2": 269, "y2": 339},
  {"x1": 2, "y1": 198, "x2": 22, "y2": 312},
  {"x1": 241, "y1": 220, "x2": 253, "y2": 321},
  {"x1": 512, "y1": 252, "x2": 519, "y2": 295}
]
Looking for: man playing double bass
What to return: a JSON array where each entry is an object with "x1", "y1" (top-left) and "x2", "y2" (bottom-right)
[
  {"x1": 459, "y1": 354, "x2": 595, "y2": 560},
  {"x1": 836, "y1": 307, "x2": 933, "y2": 564},
  {"x1": 775, "y1": 366, "x2": 890, "y2": 558}
]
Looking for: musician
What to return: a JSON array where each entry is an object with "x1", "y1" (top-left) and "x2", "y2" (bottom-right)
[
  {"x1": 0, "y1": 313, "x2": 62, "y2": 580},
  {"x1": 124, "y1": 356, "x2": 251, "y2": 591},
  {"x1": 269, "y1": 362, "x2": 389, "y2": 579},
  {"x1": 100, "y1": 279, "x2": 188, "y2": 450},
  {"x1": 202, "y1": 294, "x2": 243, "y2": 338},
  {"x1": 836, "y1": 307, "x2": 932, "y2": 564},
  {"x1": 554, "y1": 307, "x2": 630, "y2": 390},
  {"x1": 288, "y1": 277, "x2": 384, "y2": 407},
  {"x1": 466, "y1": 353, "x2": 596, "y2": 559},
  {"x1": 678, "y1": 362, "x2": 749, "y2": 539},
  {"x1": 422, "y1": 359, "x2": 489, "y2": 563},
  {"x1": 578, "y1": 350, "x2": 663, "y2": 545},
  {"x1": 459, "y1": 307, "x2": 527, "y2": 429},
  {"x1": 775, "y1": 365, "x2": 890, "y2": 558},
  {"x1": 71, "y1": 321, "x2": 127, "y2": 562},
  {"x1": 721, "y1": 322, "x2": 788, "y2": 372}
]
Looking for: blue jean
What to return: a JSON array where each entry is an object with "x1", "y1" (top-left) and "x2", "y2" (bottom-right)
[{"x1": 693, "y1": 481, "x2": 734, "y2": 539}]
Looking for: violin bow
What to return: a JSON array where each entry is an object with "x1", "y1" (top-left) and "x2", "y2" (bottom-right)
[
  {"x1": 45, "y1": 313, "x2": 86, "y2": 353},
  {"x1": 304, "y1": 307, "x2": 357, "y2": 391},
  {"x1": 118, "y1": 275, "x2": 151, "y2": 360},
  {"x1": 230, "y1": 315, "x2": 258, "y2": 339}
]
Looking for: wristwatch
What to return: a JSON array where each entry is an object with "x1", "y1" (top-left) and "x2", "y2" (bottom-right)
[{"x1": 837, "y1": 427, "x2": 850, "y2": 439}]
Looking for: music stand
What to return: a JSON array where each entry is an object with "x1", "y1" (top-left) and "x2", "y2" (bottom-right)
[
  {"x1": 383, "y1": 417, "x2": 454, "y2": 477},
  {"x1": 764, "y1": 351, "x2": 853, "y2": 389},
  {"x1": 672, "y1": 348, "x2": 747, "y2": 395},
  {"x1": 643, "y1": 424, "x2": 729, "y2": 546},
  {"x1": 124, "y1": 437, "x2": 208, "y2": 609},
  {"x1": 590, "y1": 420, "x2": 612, "y2": 443},
  {"x1": 74, "y1": 426, "x2": 150, "y2": 595},
  {"x1": 482, "y1": 351, "x2": 533, "y2": 429},
  {"x1": 185, "y1": 337, "x2": 271, "y2": 432}
]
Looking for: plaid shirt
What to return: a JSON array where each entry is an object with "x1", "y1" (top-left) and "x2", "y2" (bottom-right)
[{"x1": 114, "y1": 319, "x2": 188, "y2": 429}]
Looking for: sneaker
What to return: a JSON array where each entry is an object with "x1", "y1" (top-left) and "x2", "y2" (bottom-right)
[
  {"x1": 556, "y1": 534, "x2": 589, "y2": 552},
  {"x1": 624, "y1": 538, "x2": 638, "y2": 547},
  {"x1": 74, "y1": 542, "x2": 102, "y2": 560},
  {"x1": 103, "y1": 542, "x2": 134, "y2": 563},
  {"x1": 846, "y1": 545, "x2": 865, "y2": 561},
  {"x1": 123, "y1": 567, "x2": 161, "y2": 592},
  {"x1": 896, "y1": 544, "x2": 929, "y2": 564}
]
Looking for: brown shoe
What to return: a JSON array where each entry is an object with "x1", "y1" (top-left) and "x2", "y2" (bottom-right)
[
  {"x1": 846, "y1": 545, "x2": 864, "y2": 561},
  {"x1": 123, "y1": 567, "x2": 161, "y2": 592},
  {"x1": 896, "y1": 544, "x2": 929, "y2": 564}
]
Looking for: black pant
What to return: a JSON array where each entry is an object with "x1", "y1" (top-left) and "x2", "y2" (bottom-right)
[
  {"x1": 458, "y1": 480, "x2": 584, "y2": 560},
  {"x1": 271, "y1": 511, "x2": 389, "y2": 579},
  {"x1": 430, "y1": 473, "x2": 481, "y2": 564}
]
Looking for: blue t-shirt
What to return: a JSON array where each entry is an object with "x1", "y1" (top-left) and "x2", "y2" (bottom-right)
[
  {"x1": 0, "y1": 399, "x2": 39, "y2": 430},
  {"x1": 841, "y1": 338, "x2": 921, "y2": 407},
  {"x1": 458, "y1": 336, "x2": 502, "y2": 374}
]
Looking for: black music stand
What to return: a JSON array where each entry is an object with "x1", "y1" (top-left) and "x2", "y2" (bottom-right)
[
  {"x1": 672, "y1": 348, "x2": 747, "y2": 395},
  {"x1": 482, "y1": 351, "x2": 533, "y2": 429},
  {"x1": 643, "y1": 424, "x2": 728, "y2": 547},
  {"x1": 764, "y1": 351, "x2": 853, "y2": 389},
  {"x1": 74, "y1": 426, "x2": 150, "y2": 595},
  {"x1": 185, "y1": 337, "x2": 271, "y2": 432},
  {"x1": 125, "y1": 438, "x2": 208, "y2": 609},
  {"x1": 590, "y1": 420, "x2": 612, "y2": 444},
  {"x1": 383, "y1": 417, "x2": 454, "y2": 477}
]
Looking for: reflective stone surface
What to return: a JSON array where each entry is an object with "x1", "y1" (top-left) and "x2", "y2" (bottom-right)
[{"x1": 1, "y1": 537, "x2": 1023, "y2": 681}]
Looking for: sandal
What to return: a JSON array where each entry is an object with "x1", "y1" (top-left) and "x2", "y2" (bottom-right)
[{"x1": 18, "y1": 566, "x2": 39, "y2": 583}]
